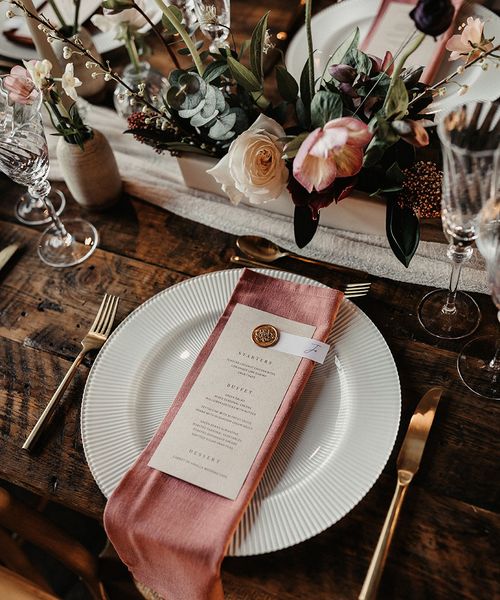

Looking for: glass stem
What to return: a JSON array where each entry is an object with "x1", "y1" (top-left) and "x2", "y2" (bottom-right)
[
  {"x1": 443, "y1": 243, "x2": 473, "y2": 314},
  {"x1": 29, "y1": 180, "x2": 69, "y2": 240},
  {"x1": 488, "y1": 313, "x2": 500, "y2": 372}
]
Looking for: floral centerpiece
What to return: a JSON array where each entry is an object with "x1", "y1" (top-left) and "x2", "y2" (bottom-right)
[{"x1": 9, "y1": 0, "x2": 500, "y2": 266}]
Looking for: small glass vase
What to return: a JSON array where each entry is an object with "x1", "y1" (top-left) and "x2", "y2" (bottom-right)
[{"x1": 113, "y1": 62, "x2": 169, "y2": 120}]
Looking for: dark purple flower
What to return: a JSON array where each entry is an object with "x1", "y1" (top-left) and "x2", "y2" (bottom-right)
[
  {"x1": 329, "y1": 64, "x2": 357, "y2": 83},
  {"x1": 410, "y1": 0, "x2": 454, "y2": 37}
]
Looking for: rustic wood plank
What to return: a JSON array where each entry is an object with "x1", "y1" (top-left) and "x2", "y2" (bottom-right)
[{"x1": 222, "y1": 474, "x2": 499, "y2": 600}]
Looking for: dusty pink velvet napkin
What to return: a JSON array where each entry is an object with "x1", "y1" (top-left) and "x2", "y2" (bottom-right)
[{"x1": 104, "y1": 269, "x2": 343, "y2": 600}]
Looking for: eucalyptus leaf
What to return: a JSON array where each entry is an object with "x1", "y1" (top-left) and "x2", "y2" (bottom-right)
[
  {"x1": 386, "y1": 198, "x2": 420, "y2": 268},
  {"x1": 276, "y1": 65, "x2": 299, "y2": 102},
  {"x1": 250, "y1": 11, "x2": 269, "y2": 81},
  {"x1": 310, "y1": 90, "x2": 342, "y2": 128},
  {"x1": 208, "y1": 111, "x2": 237, "y2": 139},
  {"x1": 227, "y1": 56, "x2": 261, "y2": 92}
]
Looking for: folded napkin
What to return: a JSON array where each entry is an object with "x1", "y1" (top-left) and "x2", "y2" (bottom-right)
[{"x1": 104, "y1": 269, "x2": 343, "y2": 600}]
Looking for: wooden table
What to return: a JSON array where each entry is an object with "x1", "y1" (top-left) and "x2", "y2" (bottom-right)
[{"x1": 1, "y1": 1, "x2": 499, "y2": 598}]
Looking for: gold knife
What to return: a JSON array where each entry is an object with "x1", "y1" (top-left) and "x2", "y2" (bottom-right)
[
  {"x1": 359, "y1": 387, "x2": 444, "y2": 600},
  {"x1": 0, "y1": 244, "x2": 18, "y2": 273}
]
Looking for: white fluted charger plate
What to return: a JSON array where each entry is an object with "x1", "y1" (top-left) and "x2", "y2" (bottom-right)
[{"x1": 81, "y1": 268, "x2": 400, "y2": 556}]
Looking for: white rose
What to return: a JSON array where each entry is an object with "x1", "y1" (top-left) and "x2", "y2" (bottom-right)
[{"x1": 207, "y1": 114, "x2": 289, "y2": 205}]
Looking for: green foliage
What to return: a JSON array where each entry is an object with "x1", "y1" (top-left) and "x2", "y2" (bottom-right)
[
  {"x1": 386, "y1": 198, "x2": 420, "y2": 268},
  {"x1": 384, "y1": 78, "x2": 409, "y2": 120},
  {"x1": 275, "y1": 66, "x2": 299, "y2": 102},
  {"x1": 249, "y1": 12, "x2": 269, "y2": 82},
  {"x1": 161, "y1": 5, "x2": 183, "y2": 33},
  {"x1": 227, "y1": 56, "x2": 261, "y2": 92},
  {"x1": 283, "y1": 132, "x2": 309, "y2": 159},
  {"x1": 310, "y1": 91, "x2": 342, "y2": 128},
  {"x1": 102, "y1": 0, "x2": 134, "y2": 10},
  {"x1": 202, "y1": 60, "x2": 229, "y2": 83}
]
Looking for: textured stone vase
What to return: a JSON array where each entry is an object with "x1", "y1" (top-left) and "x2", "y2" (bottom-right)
[
  {"x1": 56, "y1": 129, "x2": 122, "y2": 210},
  {"x1": 52, "y1": 27, "x2": 106, "y2": 99}
]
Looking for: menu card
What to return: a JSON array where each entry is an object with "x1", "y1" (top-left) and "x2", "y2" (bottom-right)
[{"x1": 149, "y1": 303, "x2": 316, "y2": 500}]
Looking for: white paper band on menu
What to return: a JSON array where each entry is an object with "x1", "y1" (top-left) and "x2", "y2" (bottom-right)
[{"x1": 272, "y1": 332, "x2": 330, "y2": 364}]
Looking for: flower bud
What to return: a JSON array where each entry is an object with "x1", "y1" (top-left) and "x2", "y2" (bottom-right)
[
  {"x1": 329, "y1": 63, "x2": 356, "y2": 84},
  {"x1": 410, "y1": 0, "x2": 454, "y2": 37}
]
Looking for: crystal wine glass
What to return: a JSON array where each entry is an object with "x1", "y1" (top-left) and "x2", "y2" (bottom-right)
[
  {"x1": 458, "y1": 193, "x2": 500, "y2": 399},
  {"x1": 16, "y1": 187, "x2": 66, "y2": 226},
  {"x1": 0, "y1": 79, "x2": 98, "y2": 267},
  {"x1": 418, "y1": 101, "x2": 498, "y2": 339},
  {"x1": 193, "y1": 0, "x2": 230, "y2": 53}
]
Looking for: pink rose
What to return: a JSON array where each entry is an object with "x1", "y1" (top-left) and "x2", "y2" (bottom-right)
[
  {"x1": 3, "y1": 65, "x2": 38, "y2": 105},
  {"x1": 292, "y1": 117, "x2": 372, "y2": 193}
]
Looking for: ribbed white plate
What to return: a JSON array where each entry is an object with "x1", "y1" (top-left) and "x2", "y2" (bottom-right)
[{"x1": 81, "y1": 269, "x2": 400, "y2": 556}]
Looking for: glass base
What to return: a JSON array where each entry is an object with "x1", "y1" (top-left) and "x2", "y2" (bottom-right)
[
  {"x1": 37, "y1": 219, "x2": 98, "y2": 267},
  {"x1": 16, "y1": 189, "x2": 66, "y2": 226},
  {"x1": 458, "y1": 336, "x2": 500, "y2": 400},
  {"x1": 418, "y1": 289, "x2": 481, "y2": 339}
]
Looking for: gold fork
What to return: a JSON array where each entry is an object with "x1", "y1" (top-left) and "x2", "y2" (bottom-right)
[{"x1": 23, "y1": 293, "x2": 120, "y2": 452}]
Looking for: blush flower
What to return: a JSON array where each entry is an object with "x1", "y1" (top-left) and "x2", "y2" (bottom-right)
[
  {"x1": 446, "y1": 17, "x2": 494, "y2": 62},
  {"x1": 24, "y1": 59, "x2": 52, "y2": 89},
  {"x1": 292, "y1": 117, "x2": 372, "y2": 193},
  {"x1": 3, "y1": 65, "x2": 38, "y2": 104},
  {"x1": 61, "y1": 63, "x2": 82, "y2": 101},
  {"x1": 207, "y1": 114, "x2": 288, "y2": 205}
]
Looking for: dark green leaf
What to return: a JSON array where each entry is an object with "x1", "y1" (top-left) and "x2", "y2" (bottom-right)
[
  {"x1": 329, "y1": 28, "x2": 360, "y2": 69},
  {"x1": 294, "y1": 205, "x2": 319, "y2": 248},
  {"x1": 384, "y1": 78, "x2": 409, "y2": 120},
  {"x1": 283, "y1": 132, "x2": 309, "y2": 159},
  {"x1": 386, "y1": 161, "x2": 405, "y2": 185},
  {"x1": 239, "y1": 39, "x2": 251, "y2": 60},
  {"x1": 343, "y1": 46, "x2": 372, "y2": 76},
  {"x1": 310, "y1": 91, "x2": 343, "y2": 128},
  {"x1": 202, "y1": 60, "x2": 229, "y2": 83},
  {"x1": 227, "y1": 56, "x2": 261, "y2": 92},
  {"x1": 275, "y1": 65, "x2": 299, "y2": 102},
  {"x1": 386, "y1": 198, "x2": 420, "y2": 268},
  {"x1": 249, "y1": 12, "x2": 269, "y2": 81},
  {"x1": 299, "y1": 58, "x2": 312, "y2": 126},
  {"x1": 177, "y1": 46, "x2": 192, "y2": 55}
]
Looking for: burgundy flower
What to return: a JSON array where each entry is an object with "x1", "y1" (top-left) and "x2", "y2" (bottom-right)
[{"x1": 410, "y1": 0, "x2": 454, "y2": 37}]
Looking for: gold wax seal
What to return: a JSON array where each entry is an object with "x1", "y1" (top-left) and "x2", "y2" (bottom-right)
[{"x1": 252, "y1": 324, "x2": 279, "y2": 348}]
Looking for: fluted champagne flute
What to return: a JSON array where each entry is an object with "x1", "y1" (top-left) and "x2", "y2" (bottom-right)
[
  {"x1": 458, "y1": 194, "x2": 500, "y2": 399},
  {"x1": 418, "y1": 101, "x2": 498, "y2": 339},
  {"x1": 0, "y1": 78, "x2": 98, "y2": 267}
]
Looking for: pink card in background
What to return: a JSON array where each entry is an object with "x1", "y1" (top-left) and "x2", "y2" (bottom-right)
[{"x1": 361, "y1": 0, "x2": 464, "y2": 84}]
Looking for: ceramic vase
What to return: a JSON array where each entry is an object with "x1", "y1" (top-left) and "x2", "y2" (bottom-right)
[{"x1": 56, "y1": 129, "x2": 122, "y2": 210}]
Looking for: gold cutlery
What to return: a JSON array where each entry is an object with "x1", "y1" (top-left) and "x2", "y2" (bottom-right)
[
  {"x1": 0, "y1": 243, "x2": 19, "y2": 273},
  {"x1": 230, "y1": 254, "x2": 371, "y2": 298},
  {"x1": 359, "y1": 387, "x2": 444, "y2": 600},
  {"x1": 236, "y1": 235, "x2": 365, "y2": 273},
  {"x1": 22, "y1": 293, "x2": 120, "y2": 452}
]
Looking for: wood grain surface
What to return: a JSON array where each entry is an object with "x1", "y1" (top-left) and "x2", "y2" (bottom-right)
[{"x1": 1, "y1": 1, "x2": 499, "y2": 598}]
